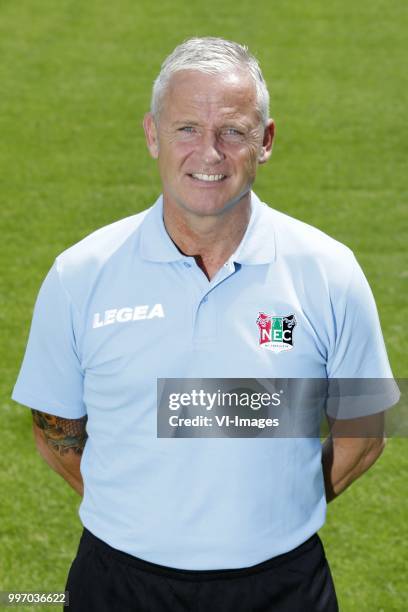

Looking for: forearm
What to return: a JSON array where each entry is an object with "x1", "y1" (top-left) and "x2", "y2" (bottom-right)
[
  {"x1": 322, "y1": 434, "x2": 385, "y2": 502},
  {"x1": 32, "y1": 410, "x2": 88, "y2": 496}
]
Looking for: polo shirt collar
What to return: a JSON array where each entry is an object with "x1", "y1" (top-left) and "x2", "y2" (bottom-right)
[
  {"x1": 139, "y1": 191, "x2": 276, "y2": 265},
  {"x1": 231, "y1": 192, "x2": 276, "y2": 265},
  {"x1": 139, "y1": 195, "x2": 185, "y2": 262}
]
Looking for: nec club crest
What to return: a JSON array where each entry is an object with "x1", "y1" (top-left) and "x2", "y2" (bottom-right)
[{"x1": 256, "y1": 312, "x2": 297, "y2": 353}]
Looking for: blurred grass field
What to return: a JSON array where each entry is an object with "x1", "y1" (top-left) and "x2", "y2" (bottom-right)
[{"x1": 1, "y1": 1, "x2": 407, "y2": 610}]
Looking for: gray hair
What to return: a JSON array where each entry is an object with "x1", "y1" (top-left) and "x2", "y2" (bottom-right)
[{"x1": 151, "y1": 37, "x2": 270, "y2": 126}]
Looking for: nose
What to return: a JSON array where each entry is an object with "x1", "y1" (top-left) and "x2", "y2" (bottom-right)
[{"x1": 200, "y1": 130, "x2": 225, "y2": 165}]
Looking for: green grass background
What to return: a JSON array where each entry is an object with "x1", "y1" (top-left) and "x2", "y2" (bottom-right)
[{"x1": 1, "y1": 1, "x2": 407, "y2": 610}]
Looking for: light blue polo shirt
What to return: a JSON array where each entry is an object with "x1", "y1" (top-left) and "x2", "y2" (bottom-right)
[{"x1": 12, "y1": 192, "x2": 399, "y2": 569}]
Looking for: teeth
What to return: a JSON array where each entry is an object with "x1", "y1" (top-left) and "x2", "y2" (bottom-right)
[{"x1": 191, "y1": 173, "x2": 225, "y2": 182}]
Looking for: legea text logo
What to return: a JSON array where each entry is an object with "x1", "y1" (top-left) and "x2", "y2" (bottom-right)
[
  {"x1": 256, "y1": 312, "x2": 296, "y2": 353},
  {"x1": 93, "y1": 304, "x2": 164, "y2": 328}
]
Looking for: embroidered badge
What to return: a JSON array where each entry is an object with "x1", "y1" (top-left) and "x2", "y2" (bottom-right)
[{"x1": 256, "y1": 313, "x2": 297, "y2": 353}]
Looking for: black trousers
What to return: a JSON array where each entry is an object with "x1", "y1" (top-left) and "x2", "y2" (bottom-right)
[{"x1": 65, "y1": 528, "x2": 338, "y2": 611}]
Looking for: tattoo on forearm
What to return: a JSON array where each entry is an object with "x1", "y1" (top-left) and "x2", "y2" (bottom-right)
[{"x1": 32, "y1": 410, "x2": 88, "y2": 456}]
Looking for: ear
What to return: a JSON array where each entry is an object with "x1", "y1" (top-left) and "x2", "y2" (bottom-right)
[
  {"x1": 143, "y1": 112, "x2": 159, "y2": 159},
  {"x1": 258, "y1": 119, "x2": 275, "y2": 164}
]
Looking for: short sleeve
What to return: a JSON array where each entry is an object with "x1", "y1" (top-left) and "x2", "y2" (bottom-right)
[
  {"x1": 325, "y1": 256, "x2": 400, "y2": 418},
  {"x1": 12, "y1": 261, "x2": 86, "y2": 418}
]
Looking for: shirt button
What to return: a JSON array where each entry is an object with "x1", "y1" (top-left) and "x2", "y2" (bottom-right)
[{"x1": 183, "y1": 262, "x2": 192, "y2": 268}]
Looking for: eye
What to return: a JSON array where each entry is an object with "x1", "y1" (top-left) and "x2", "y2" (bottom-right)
[
  {"x1": 221, "y1": 127, "x2": 245, "y2": 140},
  {"x1": 178, "y1": 126, "x2": 196, "y2": 133}
]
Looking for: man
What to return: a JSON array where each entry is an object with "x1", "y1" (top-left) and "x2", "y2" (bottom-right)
[{"x1": 12, "y1": 37, "x2": 399, "y2": 611}]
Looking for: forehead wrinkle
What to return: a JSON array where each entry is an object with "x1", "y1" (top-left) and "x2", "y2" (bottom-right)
[
  {"x1": 163, "y1": 70, "x2": 259, "y2": 127},
  {"x1": 169, "y1": 101, "x2": 258, "y2": 130}
]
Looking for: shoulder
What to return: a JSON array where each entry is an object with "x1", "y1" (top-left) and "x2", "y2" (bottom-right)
[
  {"x1": 51, "y1": 205, "x2": 153, "y2": 305},
  {"x1": 259, "y1": 201, "x2": 357, "y2": 286},
  {"x1": 255, "y1": 196, "x2": 361, "y2": 299},
  {"x1": 264, "y1": 204, "x2": 353, "y2": 260},
  {"x1": 57, "y1": 207, "x2": 151, "y2": 271}
]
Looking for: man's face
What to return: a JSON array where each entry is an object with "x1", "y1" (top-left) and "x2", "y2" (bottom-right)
[{"x1": 144, "y1": 69, "x2": 274, "y2": 217}]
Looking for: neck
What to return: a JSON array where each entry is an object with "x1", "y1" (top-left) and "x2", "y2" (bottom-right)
[{"x1": 163, "y1": 194, "x2": 252, "y2": 280}]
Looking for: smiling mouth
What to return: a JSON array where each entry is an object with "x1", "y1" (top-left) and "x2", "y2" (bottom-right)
[{"x1": 189, "y1": 173, "x2": 227, "y2": 182}]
